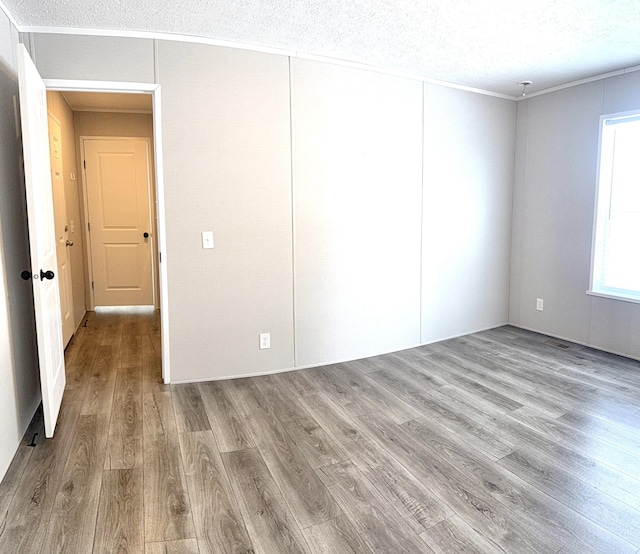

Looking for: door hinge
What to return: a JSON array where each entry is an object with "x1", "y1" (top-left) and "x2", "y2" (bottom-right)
[
  {"x1": 159, "y1": 252, "x2": 162, "y2": 263},
  {"x1": 91, "y1": 281, "x2": 94, "y2": 290},
  {"x1": 83, "y1": 160, "x2": 86, "y2": 169},
  {"x1": 88, "y1": 222, "x2": 91, "y2": 232}
]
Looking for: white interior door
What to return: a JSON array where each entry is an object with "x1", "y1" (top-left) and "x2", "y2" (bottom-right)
[
  {"x1": 17, "y1": 44, "x2": 66, "y2": 438},
  {"x1": 48, "y1": 115, "x2": 75, "y2": 346},
  {"x1": 84, "y1": 138, "x2": 154, "y2": 307}
]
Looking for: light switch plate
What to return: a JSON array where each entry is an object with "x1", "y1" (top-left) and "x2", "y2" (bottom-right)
[{"x1": 202, "y1": 231, "x2": 214, "y2": 249}]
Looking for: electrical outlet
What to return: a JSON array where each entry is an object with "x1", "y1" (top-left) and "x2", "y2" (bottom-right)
[
  {"x1": 536, "y1": 298, "x2": 544, "y2": 311},
  {"x1": 259, "y1": 333, "x2": 270, "y2": 350}
]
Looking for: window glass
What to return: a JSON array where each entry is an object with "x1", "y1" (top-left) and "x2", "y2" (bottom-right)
[{"x1": 590, "y1": 113, "x2": 640, "y2": 302}]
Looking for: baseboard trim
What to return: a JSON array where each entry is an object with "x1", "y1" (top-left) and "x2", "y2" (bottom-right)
[
  {"x1": 510, "y1": 324, "x2": 640, "y2": 363},
  {"x1": 170, "y1": 322, "x2": 508, "y2": 384}
]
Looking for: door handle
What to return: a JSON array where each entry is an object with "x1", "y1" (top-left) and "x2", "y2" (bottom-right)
[
  {"x1": 21, "y1": 270, "x2": 32, "y2": 280},
  {"x1": 66, "y1": 240, "x2": 74, "y2": 247},
  {"x1": 40, "y1": 269, "x2": 55, "y2": 280},
  {"x1": 143, "y1": 232, "x2": 149, "y2": 239}
]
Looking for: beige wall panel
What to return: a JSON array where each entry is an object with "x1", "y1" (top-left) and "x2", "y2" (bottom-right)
[
  {"x1": 422, "y1": 84, "x2": 515, "y2": 343},
  {"x1": 292, "y1": 58, "x2": 423, "y2": 366},
  {"x1": 589, "y1": 297, "x2": 640, "y2": 359},
  {"x1": 157, "y1": 41, "x2": 294, "y2": 381},
  {"x1": 0, "y1": 10, "x2": 11, "y2": 64},
  {"x1": 75, "y1": 111, "x2": 153, "y2": 138},
  {"x1": 32, "y1": 34, "x2": 155, "y2": 83},
  {"x1": 603, "y1": 71, "x2": 640, "y2": 114},
  {"x1": 511, "y1": 71, "x2": 640, "y2": 360},
  {"x1": 511, "y1": 82, "x2": 602, "y2": 345}
]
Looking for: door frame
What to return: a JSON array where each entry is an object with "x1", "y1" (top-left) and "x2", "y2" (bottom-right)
[
  {"x1": 80, "y1": 136, "x2": 156, "y2": 310},
  {"x1": 43, "y1": 79, "x2": 171, "y2": 384}
]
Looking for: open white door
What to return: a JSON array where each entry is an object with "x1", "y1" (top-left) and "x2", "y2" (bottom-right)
[{"x1": 17, "y1": 44, "x2": 66, "y2": 438}]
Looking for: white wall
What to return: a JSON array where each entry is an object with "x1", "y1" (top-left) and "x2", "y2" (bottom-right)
[
  {"x1": 157, "y1": 41, "x2": 296, "y2": 381},
  {"x1": 27, "y1": 33, "x2": 516, "y2": 382},
  {"x1": 422, "y1": 85, "x2": 515, "y2": 343},
  {"x1": 292, "y1": 59, "x2": 423, "y2": 366},
  {"x1": 510, "y1": 72, "x2": 640, "y2": 359},
  {"x1": 0, "y1": 11, "x2": 41, "y2": 484},
  {"x1": 32, "y1": 34, "x2": 155, "y2": 83}
]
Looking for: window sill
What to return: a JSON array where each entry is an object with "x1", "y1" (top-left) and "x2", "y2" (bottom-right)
[{"x1": 586, "y1": 290, "x2": 640, "y2": 305}]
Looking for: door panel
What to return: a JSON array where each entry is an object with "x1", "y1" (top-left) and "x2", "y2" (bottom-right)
[
  {"x1": 17, "y1": 44, "x2": 66, "y2": 438},
  {"x1": 104, "y1": 244, "x2": 141, "y2": 287},
  {"x1": 99, "y1": 153, "x2": 138, "y2": 227},
  {"x1": 48, "y1": 115, "x2": 74, "y2": 346},
  {"x1": 84, "y1": 139, "x2": 153, "y2": 306}
]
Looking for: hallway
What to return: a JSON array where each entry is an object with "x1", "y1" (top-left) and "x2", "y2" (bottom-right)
[{"x1": 0, "y1": 309, "x2": 167, "y2": 552}]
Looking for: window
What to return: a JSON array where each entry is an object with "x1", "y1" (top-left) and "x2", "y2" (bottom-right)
[{"x1": 589, "y1": 111, "x2": 640, "y2": 303}]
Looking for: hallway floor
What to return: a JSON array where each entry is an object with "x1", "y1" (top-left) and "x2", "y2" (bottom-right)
[{"x1": 1, "y1": 311, "x2": 640, "y2": 552}]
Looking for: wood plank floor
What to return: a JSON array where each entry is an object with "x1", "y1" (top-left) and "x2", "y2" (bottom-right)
[{"x1": 1, "y1": 311, "x2": 640, "y2": 553}]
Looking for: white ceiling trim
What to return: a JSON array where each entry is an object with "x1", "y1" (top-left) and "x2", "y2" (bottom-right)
[
  {"x1": 42, "y1": 79, "x2": 159, "y2": 93},
  {"x1": 518, "y1": 65, "x2": 640, "y2": 101},
  {"x1": 22, "y1": 25, "x2": 516, "y2": 100},
  {"x1": 296, "y1": 52, "x2": 515, "y2": 100},
  {"x1": 23, "y1": 25, "x2": 640, "y2": 102},
  {"x1": 23, "y1": 25, "x2": 298, "y2": 57},
  {"x1": 0, "y1": 0, "x2": 20, "y2": 29},
  {"x1": 7, "y1": 10, "x2": 640, "y2": 102},
  {"x1": 69, "y1": 107, "x2": 152, "y2": 114}
]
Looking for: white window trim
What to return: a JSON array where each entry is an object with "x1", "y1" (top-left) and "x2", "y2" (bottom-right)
[{"x1": 588, "y1": 109, "x2": 640, "y2": 304}]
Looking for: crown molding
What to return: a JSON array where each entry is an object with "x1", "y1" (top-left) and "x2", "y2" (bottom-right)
[
  {"x1": 516, "y1": 65, "x2": 640, "y2": 101},
  {"x1": 0, "y1": 0, "x2": 20, "y2": 29},
  {"x1": 11, "y1": 12, "x2": 640, "y2": 101},
  {"x1": 19, "y1": 24, "x2": 517, "y2": 100}
]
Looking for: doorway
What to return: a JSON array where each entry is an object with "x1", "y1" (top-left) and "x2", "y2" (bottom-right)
[
  {"x1": 82, "y1": 137, "x2": 155, "y2": 307},
  {"x1": 44, "y1": 81, "x2": 170, "y2": 384}
]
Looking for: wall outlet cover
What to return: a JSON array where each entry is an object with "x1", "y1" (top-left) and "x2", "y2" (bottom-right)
[{"x1": 259, "y1": 333, "x2": 270, "y2": 349}]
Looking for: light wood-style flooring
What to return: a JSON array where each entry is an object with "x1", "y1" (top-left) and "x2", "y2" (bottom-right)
[{"x1": 1, "y1": 310, "x2": 640, "y2": 553}]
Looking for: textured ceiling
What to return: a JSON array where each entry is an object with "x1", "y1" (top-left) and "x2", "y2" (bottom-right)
[{"x1": 6, "y1": 0, "x2": 640, "y2": 96}]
